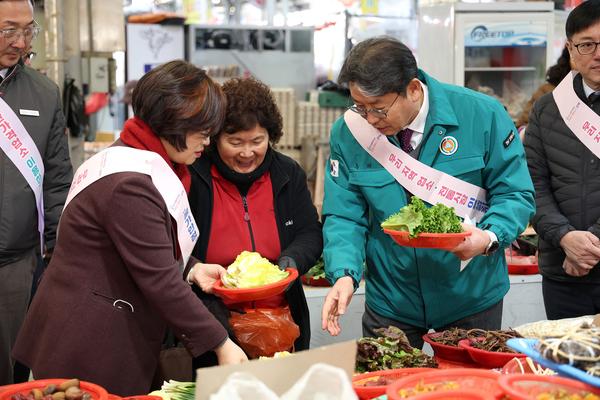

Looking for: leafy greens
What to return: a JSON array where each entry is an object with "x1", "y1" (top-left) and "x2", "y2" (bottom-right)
[{"x1": 381, "y1": 196, "x2": 462, "y2": 238}]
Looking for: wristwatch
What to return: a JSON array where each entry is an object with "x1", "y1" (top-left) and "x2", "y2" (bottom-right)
[{"x1": 483, "y1": 230, "x2": 499, "y2": 256}]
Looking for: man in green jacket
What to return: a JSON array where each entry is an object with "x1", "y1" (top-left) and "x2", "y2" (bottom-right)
[{"x1": 321, "y1": 37, "x2": 535, "y2": 348}]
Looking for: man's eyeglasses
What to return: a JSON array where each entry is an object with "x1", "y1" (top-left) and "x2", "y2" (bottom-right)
[
  {"x1": 573, "y1": 41, "x2": 600, "y2": 55},
  {"x1": 0, "y1": 24, "x2": 41, "y2": 43},
  {"x1": 348, "y1": 93, "x2": 400, "y2": 119}
]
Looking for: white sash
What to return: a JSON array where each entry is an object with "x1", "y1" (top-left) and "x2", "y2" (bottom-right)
[
  {"x1": 553, "y1": 72, "x2": 600, "y2": 159},
  {"x1": 0, "y1": 98, "x2": 45, "y2": 252},
  {"x1": 64, "y1": 146, "x2": 199, "y2": 269},
  {"x1": 344, "y1": 110, "x2": 488, "y2": 222}
]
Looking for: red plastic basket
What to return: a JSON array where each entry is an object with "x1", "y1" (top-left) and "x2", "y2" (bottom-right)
[
  {"x1": 458, "y1": 339, "x2": 526, "y2": 369},
  {"x1": 213, "y1": 268, "x2": 298, "y2": 302},
  {"x1": 498, "y1": 374, "x2": 600, "y2": 400},
  {"x1": 0, "y1": 379, "x2": 109, "y2": 400},
  {"x1": 507, "y1": 255, "x2": 538, "y2": 275},
  {"x1": 423, "y1": 333, "x2": 472, "y2": 364},
  {"x1": 352, "y1": 368, "x2": 435, "y2": 400},
  {"x1": 386, "y1": 368, "x2": 503, "y2": 400},
  {"x1": 301, "y1": 275, "x2": 331, "y2": 287},
  {"x1": 383, "y1": 229, "x2": 471, "y2": 250}
]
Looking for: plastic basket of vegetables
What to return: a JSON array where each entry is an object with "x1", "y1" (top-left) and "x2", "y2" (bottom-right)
[
  {"x1": 0, "y1": 379, "x2": 108, "y2": 400},
  {"x1": 381, "y1": 197, "x2": 470, "y2": 250},
  {"x1": 301, "y1": 256, "x2": 330, "y2": 286}
]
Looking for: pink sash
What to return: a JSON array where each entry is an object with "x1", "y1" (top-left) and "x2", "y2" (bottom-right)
[
  {"x1": 0, "y1": 98, "x2": 44, "y2": 252},
  {"x1": 553, "y1": 72, "x2": 600, "y2": 158},
  {"x1": 64, "y1": 147, "x2": 199, "y2": 268},
  {"x1": 344, "y1": 110, "x2": 488, "y2": 222}
]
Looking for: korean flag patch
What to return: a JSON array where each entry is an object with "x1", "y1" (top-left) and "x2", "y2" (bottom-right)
[
  {"x1": 330, "y1": 159, "x2": 339, "y2": 177},
  {"x1": 503, "y1": 131, "x2": 516, "y2": 148}
]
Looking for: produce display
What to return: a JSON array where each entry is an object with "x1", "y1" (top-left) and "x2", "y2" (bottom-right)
[
  {"x1": 303, "y1": 256, "x2": 325, "y2": 281},
  {"x1": 535, "y1": 389, "x2": 600, "y2": 399},
  {"x1": 149, "y1": 380, "x2": 194, "y2": 400},
  {"x1": 10, "y1": 380, "x2": 91, "y2": 400},
  {"x1": 429, "y1": 328, "x2": 522, "y2": 352},
  {"x1": 356, "y1": 326, "x2": 438, "y2": 373},
  {"x1": 538, "y1": 323, "x2": 600, "y2": 377},
  {"x1": 468, "y1": 329, "x2": 524, "y2": 353},
  {"x1": 221, "y1": 251, "x2": 289, "y2": 289},
  {"x1": 381, "y1": 197, "x2": 462, "y2": 238},
  {"x1": 395, "y1": 380, "x2": 460, "y2": 397}
]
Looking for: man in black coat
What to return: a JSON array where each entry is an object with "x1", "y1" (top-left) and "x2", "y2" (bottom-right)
[{"x1": 524, "y1": 0, "x2": 600, "y2": 319}]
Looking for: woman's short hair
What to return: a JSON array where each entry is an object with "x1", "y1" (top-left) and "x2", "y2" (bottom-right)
[
  {"x1": 220, "y1": 77, "x2": 283, "y2": 144},
  {"x1": 338, "y1": 36, "x2": 418, "y2": 97},
  {"x1": 132, "y1": 60, "x2": 226, "y2": 150}
]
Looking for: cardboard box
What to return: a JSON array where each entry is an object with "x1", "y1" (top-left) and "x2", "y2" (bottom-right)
[{"x1": 195, "y1": 340, "x2": 356, "y2": 400}]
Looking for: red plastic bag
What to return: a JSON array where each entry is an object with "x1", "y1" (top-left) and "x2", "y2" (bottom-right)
[{"x1": 229, "y1": 307, "x2": 300, "y2": 359}]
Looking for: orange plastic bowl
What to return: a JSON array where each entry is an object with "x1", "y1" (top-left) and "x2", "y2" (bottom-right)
[
  {"x1": 0, "y1": 379, "x2": 109, "y2": 400},
  {"x1": 352, "y1": 368, "x2": 435, "y2": 400},
  {"x1": 386, "y1": 368, "x2": 503, "y2": 400},
  {"x1": 383, "y1": 229, "x2": 471, "y2": 250},
  {"x1": 423, "y1": 333, "x2": 472, "y2": 364},
  {"x1": 458, "y1": 339, "x2": 526, "y2": 369},
  {"x1": 212, "y1": 268, "x2": 299, "y2": 302},
  {"x1": 403, "y1": 389, "x2": 496, "y2": 400},
  {"x1": 498, "y1": 374, "x2": 600, "y2": 400}
]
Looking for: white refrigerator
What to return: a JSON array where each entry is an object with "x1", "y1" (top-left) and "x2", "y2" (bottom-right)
[{"x1": 418, "y1": 2, "x2": 554, "y2": 120}]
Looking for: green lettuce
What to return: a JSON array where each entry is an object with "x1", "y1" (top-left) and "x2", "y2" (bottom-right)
[{"x1": 381, "y1": 196, "x2": 462, "y2": 238}]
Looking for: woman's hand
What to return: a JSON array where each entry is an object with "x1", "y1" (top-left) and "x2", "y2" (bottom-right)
[
  {"x1": 189, "y1": 263, "x2": 226, "y2": 293},
  {"x1": 215, "y1": 338, "x2": 247, "y2": 365}
]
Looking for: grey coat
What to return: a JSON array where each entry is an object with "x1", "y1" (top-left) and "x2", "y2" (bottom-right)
[
  {"x1": 0, "y1": 60, "x2": 72, "y2": 265},
  {"x1": 524, "y1": 73, "x2": 600, "y2": 283}
]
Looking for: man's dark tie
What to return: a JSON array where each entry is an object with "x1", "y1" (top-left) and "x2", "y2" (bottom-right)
[
  {"x1": 398, "y1": 128, "x2": 414, "y2": 153},
  {"x1": 589, "y1": 92, "x2": 600, "y2": 104}
]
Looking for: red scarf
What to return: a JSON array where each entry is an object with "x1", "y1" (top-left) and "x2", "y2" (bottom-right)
[{"x1": 120, "y1": 117, "x2": 191, "y2": 192}]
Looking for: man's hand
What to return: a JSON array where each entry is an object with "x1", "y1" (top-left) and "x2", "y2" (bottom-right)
[
  {"x1": 563, "y1": 257, "x2": 591, "y2": 277},
  {"x1": 450, "y1": 224, "x2": 490, "y2": 260},
  {"x1": 189, "y1": 263, "x2": 226, "y2": 293},
  {"x1": 215, "y1": 338, "x2": 248, "y2": 365},
  {"x1": 321, "y1": 276, "x2": 354, "y2": 336},
  {"x1": 560, "y1": 231, "x2": 600, "y2": 269}
]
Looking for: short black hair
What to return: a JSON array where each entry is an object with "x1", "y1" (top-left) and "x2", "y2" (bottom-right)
[
  {"x1": 566, "y1": 0, "x2": 600, "y2": 39},
  {"x1": 132, "y1": 60, "x2": 226, "y2": 151},
  {"x1": 338, "y1": 36, "x2": 418, "y2": 97}
]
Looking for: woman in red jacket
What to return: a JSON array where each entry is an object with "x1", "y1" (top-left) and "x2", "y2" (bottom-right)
[
  {"x1": 13, "y1": 61, "x2": 247, "y2": 395},
  {"x1": 188, "y1": 78, "x2": 323, "y2": 367}
]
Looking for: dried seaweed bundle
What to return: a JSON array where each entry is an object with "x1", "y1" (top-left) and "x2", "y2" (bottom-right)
[{"x1": 538, "y1": 323, "x2": 600, "y2": 377}]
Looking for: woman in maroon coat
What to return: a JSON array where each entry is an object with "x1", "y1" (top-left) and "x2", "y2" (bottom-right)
[{"x1": 12, "y1": 61, "x2": 247, "y2": 395}]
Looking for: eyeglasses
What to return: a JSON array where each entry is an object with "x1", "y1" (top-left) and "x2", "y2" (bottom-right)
[
  {"x1": 573, "y1": 41, "x2": 600, "y2": 55},
  {"x1": 0, "y1": 24, "x2": 41, "y2": 43},
  {"x1": 349, "y1": 93, "x2": 400, "y2": 119}
]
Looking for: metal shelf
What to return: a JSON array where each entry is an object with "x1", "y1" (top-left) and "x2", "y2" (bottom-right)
[{"x1": 464, "y1": 66, "x2": 538, "y2": 72}]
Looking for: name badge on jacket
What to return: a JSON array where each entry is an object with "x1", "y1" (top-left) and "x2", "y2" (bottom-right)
[{"x1": 19, "y1": 109, "x2": 39, "y2": 117}]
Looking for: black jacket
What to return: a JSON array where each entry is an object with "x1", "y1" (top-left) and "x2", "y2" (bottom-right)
[
  {"x1": 188, "y1": 149, "x2": 323, "y2": 356},
  {"x1": 0, "y1": 61, "x2": 72, "y2": 264},
  {"x1": 524, "y1": 73, "x2": 600, "y2": 283}
]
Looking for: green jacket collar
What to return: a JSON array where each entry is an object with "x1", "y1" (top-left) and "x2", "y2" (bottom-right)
[
  {"x1": 417, "y1": 70, "x2": 459, "y2": 165},
  {"x1": 418, "y1": 69, "x2": 459, "y2": 130}
]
